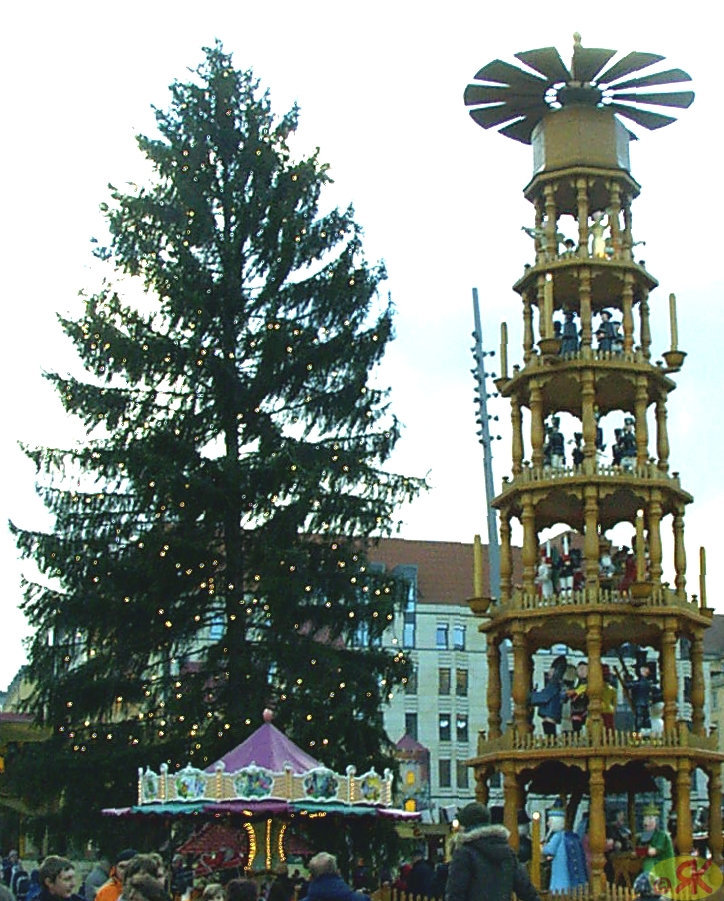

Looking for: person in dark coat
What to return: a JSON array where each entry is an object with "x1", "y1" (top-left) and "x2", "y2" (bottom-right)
[
  {"x1": 560, "y1": 311, "x2": 579, "y2": 356},
  {"x1": 407, "y1": 851, "x2": 435, "y2": 899},
  {"x1": 267, "y1": 867, "x2": 294, "y2": 901},
  {"x1": 529, "y1": 655, "x2": 567, "y2": 736},
  {"x1": 517, "y1": 810, "x2": 532, "y2": 865},
  {"x1": 625, "y1": 663, "x2": 656, "y2": 733},
  {"x1": 446, "y1": 803, "x2": 540, "y2": 901},
  {"x1": 431, "y1": 864, "x2": 448, "y2": 901},
  {"x1": 596, "y1": 311, "x2": 616, "y2": 352},
  {"x1": 3, "y1": 852, "x2": 18, "y2": 887},
  {"x1": 306, "y1": 854, "x2": 369, "y2": 901}
]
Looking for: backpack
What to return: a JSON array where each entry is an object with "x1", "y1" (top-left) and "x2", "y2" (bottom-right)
[{"x1": 12, "y1": 869, "x2": 30, "y2": 901}]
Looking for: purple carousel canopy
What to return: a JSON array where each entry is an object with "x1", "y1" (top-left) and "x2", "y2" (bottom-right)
[{"x1": 207, "y1": 713, "x2": 321, "y2": 775}]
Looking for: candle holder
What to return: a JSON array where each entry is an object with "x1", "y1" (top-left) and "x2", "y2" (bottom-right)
[
  {"x1": 538, "y1": 336, "x2": 562, "y2": 356},
  {"x1": 662, "y1": 349, "x2": 686, "y2": 371},
  {"x1": 629, "y1": 580, "x2": 653, "y2": 604},
  {"x1": 468, "y1": 596, "x2": 492, "y2": 615}
]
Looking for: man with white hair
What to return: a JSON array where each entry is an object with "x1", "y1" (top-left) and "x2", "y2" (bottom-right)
[{"x1": 305, "y1": 854, "x2": 369, "y2": 901}]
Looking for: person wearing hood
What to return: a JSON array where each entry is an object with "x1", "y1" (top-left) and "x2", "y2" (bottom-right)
[{"x1": 445, "y1": 803, "x2": 540, "y2": 901}]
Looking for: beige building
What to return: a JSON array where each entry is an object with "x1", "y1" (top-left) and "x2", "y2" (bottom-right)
[{"x1": 371, "y1": 537, "x2": 520, "y2": 820}]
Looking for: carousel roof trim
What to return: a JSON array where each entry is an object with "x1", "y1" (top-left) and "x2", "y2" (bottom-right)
[
  {"x1": 101, "y1": 799, "x2": 420, "y2": 820},
  {"x1": 126, "y1": 713, "x2": 415, "y2": 815}
]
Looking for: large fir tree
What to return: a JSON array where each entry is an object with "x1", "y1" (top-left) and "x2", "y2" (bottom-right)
[{"x1": 11, "y1": 43, "x2": 423, "y2": 842}]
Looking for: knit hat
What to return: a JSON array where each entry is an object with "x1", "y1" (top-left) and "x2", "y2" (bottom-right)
[
  {"x1": 457, "y1": 802, "x2": 491, "y2": 829},
  {"x1": 116, "y1": 849, "x2": 138, "y2": 863}
]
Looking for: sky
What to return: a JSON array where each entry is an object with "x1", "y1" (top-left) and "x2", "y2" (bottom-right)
[{"x1": 1, "y1": 2, "x2": 722, "y2": 691}]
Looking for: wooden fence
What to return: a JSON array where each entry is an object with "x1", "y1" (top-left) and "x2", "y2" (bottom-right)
[{"x1": 370, "y1": 883, "x2": 637, "y2": 901}]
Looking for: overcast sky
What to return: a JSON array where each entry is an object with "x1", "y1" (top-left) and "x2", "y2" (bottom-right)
[{"x1": 2, "y1": 2, "x2": 721, "y2": 690}]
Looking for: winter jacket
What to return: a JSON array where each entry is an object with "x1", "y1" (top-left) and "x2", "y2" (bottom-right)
[
  {"x1": 445, "y1": 824, "x2": 540, "y2": 901},
  {"x1": 84, "y1": 866, "x2": 111, "y2": 901},
  {"x1": 407, "y1": 860, "x2": 435, "y2": 899},
  {"x1": 529, "y1": 676, "x2": 564, "y2": 723},
  {"x1": 305, "y1": 874, "x2": 369, "y2": 901},
  {"x1": 267, "y1": 876, "x2": 295, "y2": 901},
  {"x1": 38, "y1": 889, "x2": 84, "y2": 901}
]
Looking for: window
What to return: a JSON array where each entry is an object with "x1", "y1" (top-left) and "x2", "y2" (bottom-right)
[
  {"x1": 439, "y1": 713, "x2": 451, "y2": 742},
  {"x1": 403, "y1": 622, "x2": 415, "y2": 648},
  {"x1": 399, "y1": 565, "x2": 417, "y2": 648},
  {"x1": 436, "y1": 624, "x2": 449, "y2": 649},
  {"x1": 352, "y1": 622, "x2": 370, "y2": 648},
  {"x1": 438, "y1": 667, "x2": 451, "y2": 695},
  {"x1": 438, "y1": 759, "x2": 451, "y2": 788},
  {"x1": 404, "y1": 666, "x2": 418, "y2": 695},
  {"x1": 405, "y1": 770, "x2": 415, "y2": 786},
  {"x1": 454, "y1": 625, "x2": 466, "y2": 650},
  {"x1": 456, "y1": 668, "x2": 468, "y2": 697},
  {"x1": 456, "y1": 761, "x2": 469, "y2": 789},
  {"x1": 405, "y1": 712, "x2": 418, "y2": 740},
  {"x1": 209, "y1": 611, "x2": 224, "y2": 641},
  {"x1": 456, "y1": 714, "x2": 469, "y2": 743}
]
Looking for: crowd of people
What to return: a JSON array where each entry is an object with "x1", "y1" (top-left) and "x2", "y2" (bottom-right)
[
  {"x1": 1, "y1": 799, "x2": 682, "y2": 901},
  {"x1": 1, "y1": 849, "x2": 461, "y2": 901},
  {"x1": 0, "y1": 851, "x2": 377, "y2": 901}
]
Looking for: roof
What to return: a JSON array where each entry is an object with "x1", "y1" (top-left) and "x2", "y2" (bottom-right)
[
  {"x1": 205, "y1": 719, "x2": 321, "y2": 775},
  {"x1": 178, "y1": 822, "x2": 247, "y2": 856},
  {"x1": 703, "y1": 614, "x2": 724, "y2": 658},
  {"x1": 396, "y1": 733, "x2": 428, "y2": 752},
  {"x1": 369, "y1": 537, "x2": 522, "y2": 606}
]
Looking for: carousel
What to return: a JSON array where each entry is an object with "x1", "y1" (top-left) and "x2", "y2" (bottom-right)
[{"x1": 103, "y1": 710, "x2": 418, "y2": 873}]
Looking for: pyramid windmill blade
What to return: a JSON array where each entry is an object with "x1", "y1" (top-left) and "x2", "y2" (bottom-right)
[
  {"x1": 473, "y1": 59, "x2": 548, "y2": 90},
  {"x1": 468, "y1": 99, "x2": 548, "y2": 129},
  {"x1": 608, "y1": 103, "x2": 677, "y2": 130},
  {"x1": 571, "y1": 46, "x2": 616, "y2": 82},
  {"x1": 597, "y1": 51, "x2": 665, "y2": 85},
  {"x1": 611, "y1": 90, "x2": 695, "y2": 109},
  {"x1": 464, "y1": 84, "x2": 543, "y2": 107},
  {"x1": 469, "y1": 106, "x2": 524, "y2": 129},
  {"x1": 498, "y1": 116, "x2": 538, "y2": 144},
  {"x1": 469, "y1": 105, "x2": 518, "y2": 129},
  {"x1": 514, "y1": 47, "x2": 570, "y2": 83},
  {"x1": 606, "y1": 68, "x2": 692, "y2": 90}
]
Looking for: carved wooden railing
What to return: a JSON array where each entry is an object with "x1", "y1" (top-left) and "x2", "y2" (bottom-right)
[
  {"x1": 500, "y1": 462, "x2": 682, "y2": 487},
  {"x1": 489, "y1": 586, "x2": 707, "y2": 615},
  {"x1": 476, "y1": 722, "x2": 719, "y2": 755}
]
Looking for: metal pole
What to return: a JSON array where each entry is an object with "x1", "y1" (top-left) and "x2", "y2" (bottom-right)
[
  {"x1": 471, "y1": 287, "x2": 510, "y2": 731},
  {"x1": 471, "y1": 287, "x2": 500, "y2": 596}
]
